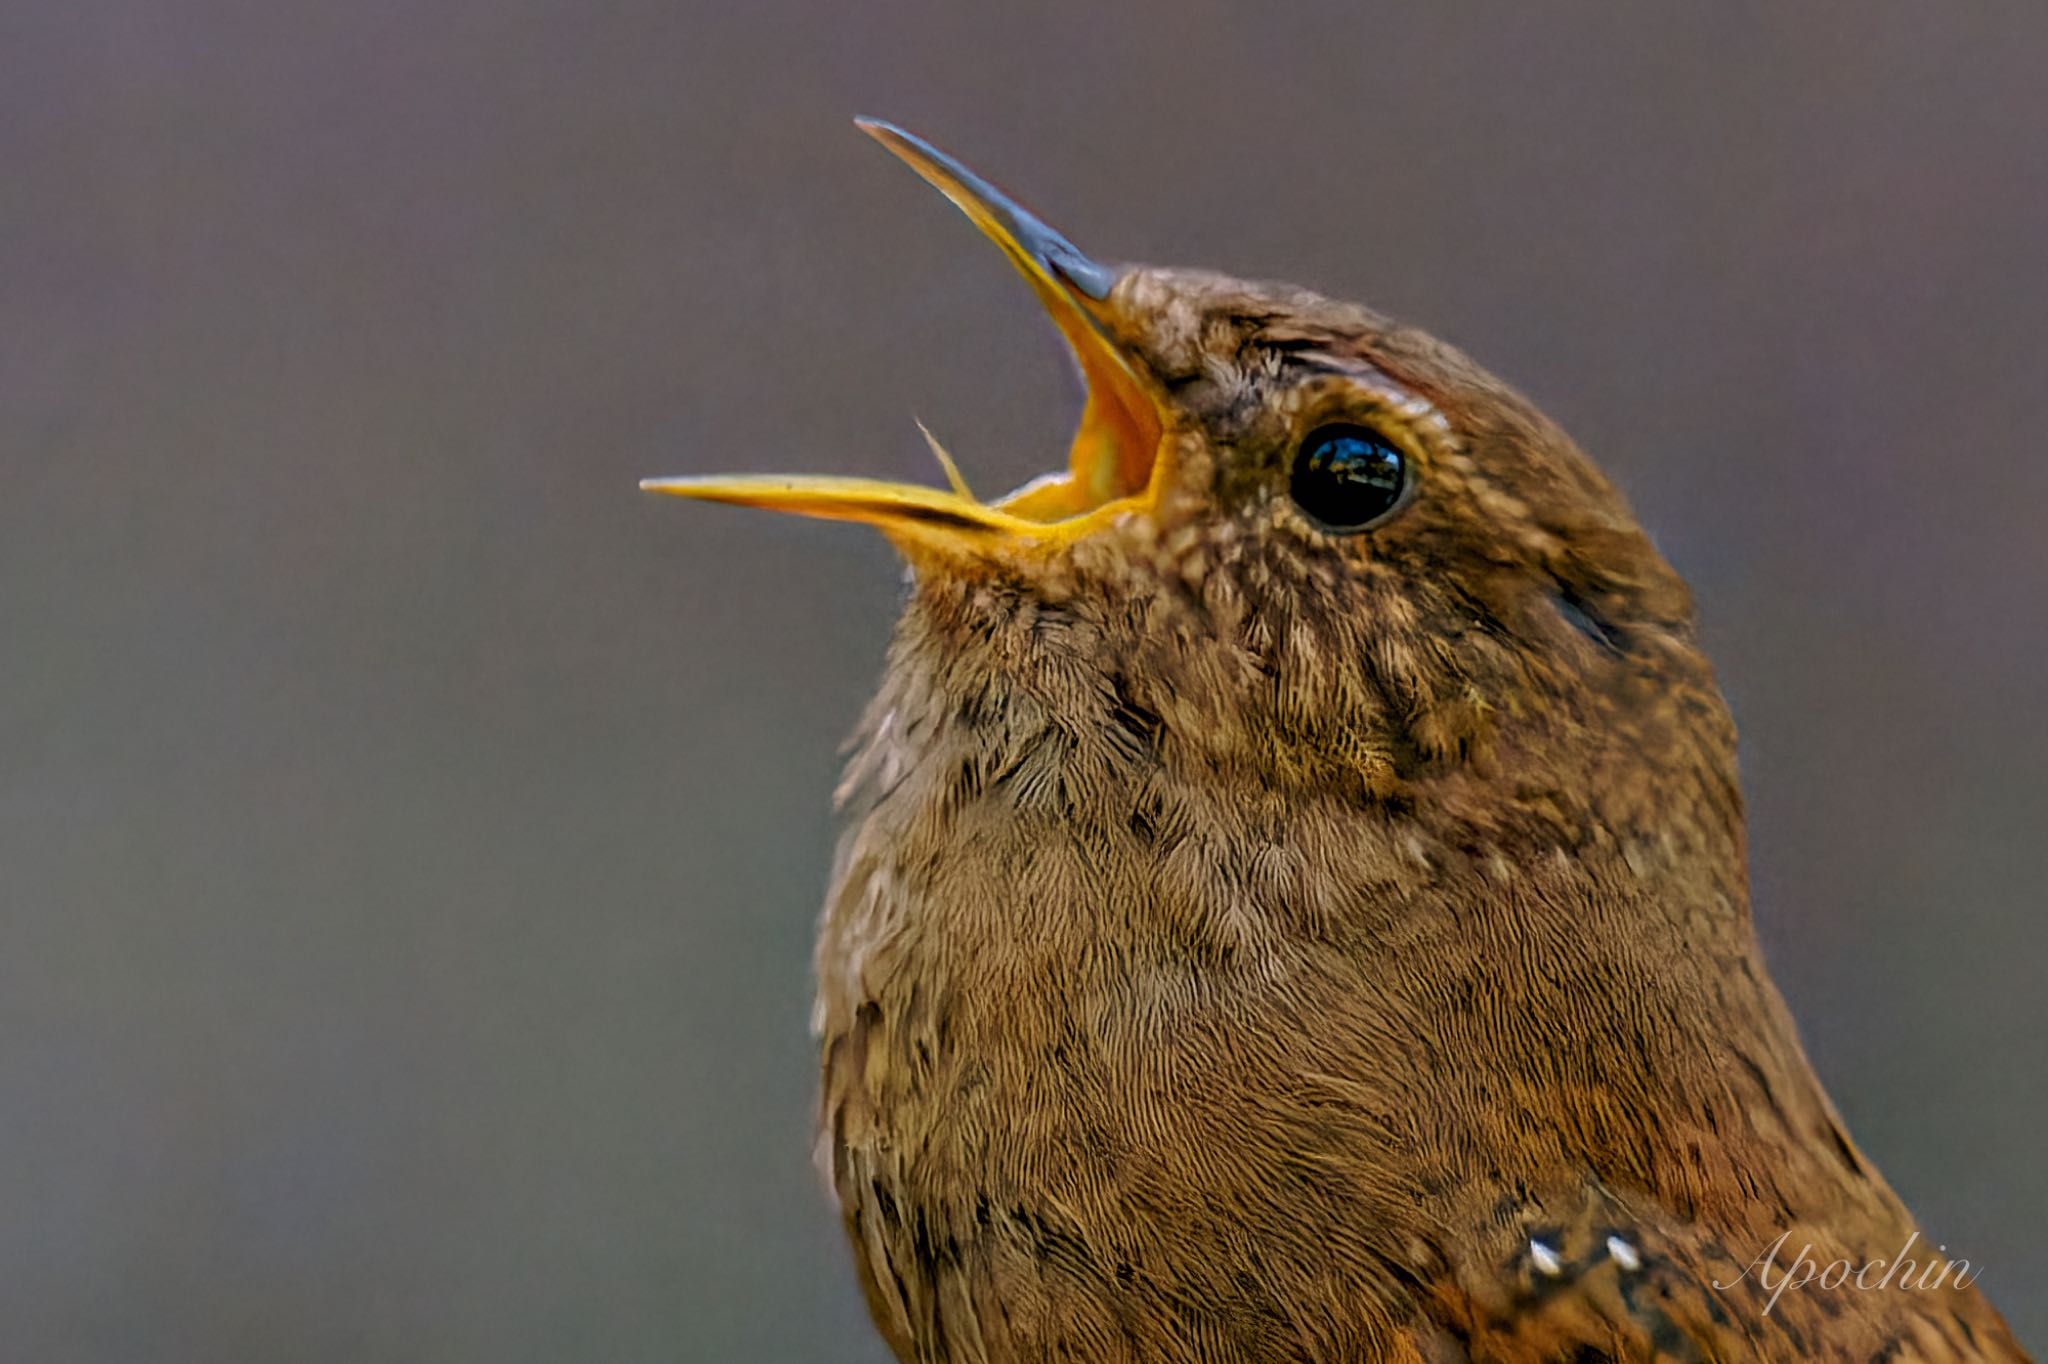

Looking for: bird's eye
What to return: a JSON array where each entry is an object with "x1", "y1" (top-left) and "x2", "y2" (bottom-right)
[{"x1": 1288, "y1": 423, "x2": 1409, "y2": 531}]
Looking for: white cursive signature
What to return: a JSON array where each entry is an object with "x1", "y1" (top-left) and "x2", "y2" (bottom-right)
[{"x1": 1714, "y1": 1231, "x2": 1982, "y2": 1316}]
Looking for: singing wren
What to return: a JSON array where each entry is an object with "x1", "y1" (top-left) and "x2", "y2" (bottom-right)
[{"x1": 644, "y1": 121, "x2": 2027, "y2": 1364}]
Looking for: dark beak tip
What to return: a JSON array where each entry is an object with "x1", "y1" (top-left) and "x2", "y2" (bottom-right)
[{"x1": 849, "y1": 115, "x2": 1119, "y2": 303}]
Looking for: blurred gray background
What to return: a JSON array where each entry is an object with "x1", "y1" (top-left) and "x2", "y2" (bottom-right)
[{"x1": 5, "y1": 3, "x2": 2043, "y2": 1359}]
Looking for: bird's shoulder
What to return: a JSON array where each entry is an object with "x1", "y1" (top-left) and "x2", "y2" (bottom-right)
[{"x1": 1402, "y1": 1180, "x2": 2028, "y2": 1364}]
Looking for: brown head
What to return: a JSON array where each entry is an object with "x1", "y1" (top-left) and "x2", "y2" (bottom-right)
[{"x1": 647, "y1": 120, "x2": 1738, "y2": 856}]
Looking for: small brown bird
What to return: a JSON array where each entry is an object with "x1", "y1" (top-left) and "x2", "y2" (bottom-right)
[{"x1": 646, "y1": 123, "x2": 2028, "y2": 1362}]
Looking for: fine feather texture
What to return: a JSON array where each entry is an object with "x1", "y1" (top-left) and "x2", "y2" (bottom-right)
[{"x1": 811, "y1": 268, "x2": 2027, "y2": 1362}]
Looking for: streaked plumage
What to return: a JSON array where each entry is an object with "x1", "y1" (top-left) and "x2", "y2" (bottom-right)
[{"x1": 649, "y1": 123, "x2": 2028, "y2": 1363}]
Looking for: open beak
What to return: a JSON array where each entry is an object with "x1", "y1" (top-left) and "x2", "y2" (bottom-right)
[{"x1": 641, "y1": 119, "x2": 1167, "y2": 558}]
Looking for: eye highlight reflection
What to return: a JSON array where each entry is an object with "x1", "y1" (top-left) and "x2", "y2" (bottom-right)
[{"x1": 1288, "y1": 423, "x2": 1409, "y2": 531}]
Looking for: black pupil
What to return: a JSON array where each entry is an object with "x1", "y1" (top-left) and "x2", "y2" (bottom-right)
[{"x1": 1289, "y1": 424, "x2": 1406, "y2": 529}]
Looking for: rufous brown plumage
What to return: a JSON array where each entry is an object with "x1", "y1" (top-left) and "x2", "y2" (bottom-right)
[{"x1": 646, "y1": 121, "x2": 2028, "y2": 1364}]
